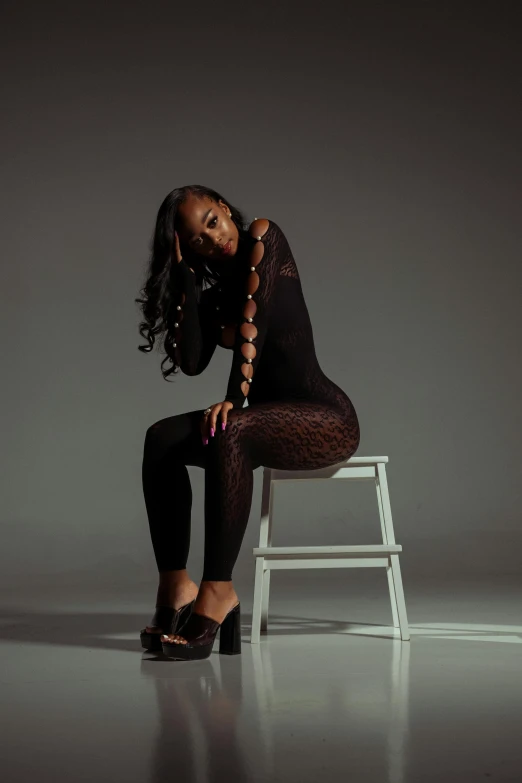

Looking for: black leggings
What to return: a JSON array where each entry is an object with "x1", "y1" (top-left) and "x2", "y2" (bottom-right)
[{"x1": 142, "y1": 399, "x2": 360, "y2": 581}]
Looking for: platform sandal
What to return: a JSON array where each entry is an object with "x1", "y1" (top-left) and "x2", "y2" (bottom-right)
[
  {"x1": 161, "y1": 602, "x2": 241, "y2": 660},
  {"x1": 140, "y1": 600, "x2": 195, "y2": 651}
]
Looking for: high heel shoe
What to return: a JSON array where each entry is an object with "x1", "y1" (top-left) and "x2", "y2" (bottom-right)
[
  {"x1": 140, "y1": 600, "x2": 195, "y2": 651},
  {"x1": 161, "y1": 602, "x2": 241, "y2": 660}
]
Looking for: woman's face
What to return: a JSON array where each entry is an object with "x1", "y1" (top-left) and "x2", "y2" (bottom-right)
[{"x1": 176, "y1": 195, "x2": 240, "y2": 260}]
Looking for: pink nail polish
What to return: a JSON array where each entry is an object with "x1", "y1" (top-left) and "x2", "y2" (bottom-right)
[
  {"x1": 210, "y1": 427, "x2": 214, "y2": 437},
  {"x1": 222, "y1": 422, "x2": 226, "y2": 431},
  {"x1": 203, "y1": 437, "x2": 208, "y2": 446}
]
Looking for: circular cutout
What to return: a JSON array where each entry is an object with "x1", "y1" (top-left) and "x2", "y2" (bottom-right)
[
  {"x1": 240, "y1": 322, "x2": 257, "y2": 340},
  {"x1": 246, "y1": 271, "x2": 260, "y2": 296},
  {"x1": 241, "y1": 381, "x2": 250, "y2": 396},
  {"x1": 241, "y1": 363, "x2": 253, "y2": 379},
  {"x1": 241, "y1": 342, "x2": 256, "y2": 360},
  {"x1": 243, "y1": 299, "x2": 257, "y2": 319},
  {"x1": 251, "y1": 241, "x2": 264, "y2": 266},
  {"x1": 249, "y1": 219, "x2": 269, "y2": 240}
]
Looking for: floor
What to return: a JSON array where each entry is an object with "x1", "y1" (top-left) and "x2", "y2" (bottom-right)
[{"x1": 1, "y1": 573, "x2": 521, "y2": 783}]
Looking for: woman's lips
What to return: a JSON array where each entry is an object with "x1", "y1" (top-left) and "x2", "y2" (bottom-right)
[{"x1": 221, "y1": 240, "x2": 232, "y2": 255}]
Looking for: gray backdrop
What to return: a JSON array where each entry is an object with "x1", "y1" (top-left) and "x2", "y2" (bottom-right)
[{"x1": 1, "y1": 1, "x2": 521, "y2": 596}]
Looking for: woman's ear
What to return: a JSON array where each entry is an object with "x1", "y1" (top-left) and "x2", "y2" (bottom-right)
[{"x1": 218, "y1": 199, "x2": 231, "y2": 217}]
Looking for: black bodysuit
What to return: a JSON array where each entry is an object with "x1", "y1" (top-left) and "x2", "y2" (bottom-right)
[{"x1": 142, "y1": 219, "x2": 360, "y2": 580}]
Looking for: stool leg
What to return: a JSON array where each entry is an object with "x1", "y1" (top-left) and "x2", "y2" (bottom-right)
[
  {"x1": 386, "y1": 564, "x2": 400, "y2": 628},
  {"x1": 390, "y1": 554, "x2": 410, "y2": 641},
  {"x1": 252, "y1": 468, "x2": 274, "y2": 644},
  {"x1": 377, "y1": 463, "x2": 410, "y2": 642},
  {"x1": 251, "y1": 557, "x2": 265, "y2": 644},
  {"x1": 261, "y1": 570, "x2": 270, "y2": 632},
  {"x1": 376, "y1": 481, "x2": 401, "y2": 629}
]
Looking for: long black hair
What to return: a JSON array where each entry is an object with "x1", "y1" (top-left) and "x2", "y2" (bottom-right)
[{"x1": 135, "y1": 185, "x2": 248, "y2": 381}]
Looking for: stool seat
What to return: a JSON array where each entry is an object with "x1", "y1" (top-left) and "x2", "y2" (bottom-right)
[{"x1": 251, "y1": 455, "x2": 410, "y2": 642}]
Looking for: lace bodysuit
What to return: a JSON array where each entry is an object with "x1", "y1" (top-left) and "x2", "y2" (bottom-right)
[
  {"x1": 173, "y1": 219, "x2": 355, "y2": 415},
  {"x1": 142, "y1": 219, "x2": 361, "y2": 582}
]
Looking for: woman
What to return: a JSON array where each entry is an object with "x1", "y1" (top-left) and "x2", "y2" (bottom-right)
[{"x1": 136, "y1": 185, "x2": 360, "y2": 660}]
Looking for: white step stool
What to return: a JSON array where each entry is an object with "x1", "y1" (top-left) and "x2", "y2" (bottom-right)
[{"x1": 251, "y1": 456, "x2": 410, "y2": 642}]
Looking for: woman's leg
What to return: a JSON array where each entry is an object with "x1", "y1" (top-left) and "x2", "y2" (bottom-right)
[
  {"x1": 141, "y1": 408, "x2": 207, "y2": 630},
  {"x1": 163, "y1": 399, "x2": 360, "y2": 640},
  {"x1": 203, "y1": 399, "x2": 360, "y2": 580}
]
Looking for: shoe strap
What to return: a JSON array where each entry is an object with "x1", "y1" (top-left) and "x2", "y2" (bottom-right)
[
  {"x1": 150, "y1": 605, "x2": 177, "y2": 631},
  {"x1": 181, "y1": 602, "x2": 240, "y2": 627}
]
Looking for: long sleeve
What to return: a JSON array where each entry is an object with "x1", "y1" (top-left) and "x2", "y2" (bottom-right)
[
  {"x1": 174, "y1": 259, "x2": 217, "y2": 376},
  {"x1": 224, "y1": 220, "x2": 282, "y2": 408}
]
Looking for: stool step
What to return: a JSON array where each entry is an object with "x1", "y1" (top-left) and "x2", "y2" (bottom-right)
[{"x1": 253, "y1": 544, "x2": 402, "y2": 557}]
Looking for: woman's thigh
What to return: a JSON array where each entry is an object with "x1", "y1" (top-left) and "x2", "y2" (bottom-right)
[
  {"x1": 228, "y1": 399, "x2": 360, "y2": 471},
  {"x1": 144, "y1": 408, "x2": 208, "y2": 469}
]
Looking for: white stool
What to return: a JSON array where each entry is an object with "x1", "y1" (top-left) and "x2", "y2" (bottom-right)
[{"x1": 251, "y1": 456, "x2": 410, "y2": 642}]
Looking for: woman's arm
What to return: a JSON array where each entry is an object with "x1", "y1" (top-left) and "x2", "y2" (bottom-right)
[
  {"x1": 174, "y1": 259, "x2": 217, "y2": 376},
  {"x1": 224, "y1": 219, "x2": 282, "y2": 408}
]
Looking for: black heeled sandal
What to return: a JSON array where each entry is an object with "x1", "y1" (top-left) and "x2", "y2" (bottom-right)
[
  {"x1": 140, "y1": 600, "x2": 195, "y2": 651},
  {"x1": 161, "y1": 602, "x2": 241, "y2": 660}
]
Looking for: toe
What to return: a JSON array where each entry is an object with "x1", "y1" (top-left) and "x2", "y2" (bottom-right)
[{"x1": 161, "y1": 634, "x2": 187, "y2": 644}]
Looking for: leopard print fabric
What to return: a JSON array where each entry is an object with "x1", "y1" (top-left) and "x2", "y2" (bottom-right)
[
  {"x1": 142, "y1": 219, "x2": 360, "y2": 580},
  {"x1": 143, "y1": 395, "x2": 359, "y2": 581}
]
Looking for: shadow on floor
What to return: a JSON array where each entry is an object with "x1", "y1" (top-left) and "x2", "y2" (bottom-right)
[{"x1": 0, "y1": 606, "x2": 399, "y2": 651}]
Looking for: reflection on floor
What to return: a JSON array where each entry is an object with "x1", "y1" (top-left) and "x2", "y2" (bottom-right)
[{"x1": 1, "y1": 578, "x2": 521, "y2": 783}]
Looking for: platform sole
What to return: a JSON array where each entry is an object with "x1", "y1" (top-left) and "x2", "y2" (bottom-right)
[
  {"x1": 161, "y1": 641, "x2": 214, "y2": 660},
  {"x1": 140, "y1": 600, "x2": 196, "y2": 652},
  {"x1": 140, "y1": 632, "x2": 163, "y2": 652}
]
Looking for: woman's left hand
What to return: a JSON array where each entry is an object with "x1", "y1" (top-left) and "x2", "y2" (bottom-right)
[{"x1": 201, "y1": 401, "x2": 234, "y2": 445}]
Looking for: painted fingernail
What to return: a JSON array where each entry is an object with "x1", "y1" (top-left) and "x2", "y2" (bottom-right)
[
  {"x1": 210, "y1": 427, "x2": 214, "y2": 437},
  {"x1": 222, "y1": 422, "x2": 226, "y2": 431},
  {"x1": 203, "y1": 437, "x2": 208, "y2": 446}
]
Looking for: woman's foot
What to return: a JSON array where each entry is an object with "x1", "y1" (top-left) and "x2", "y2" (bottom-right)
[
  {"x1": 161, "y1": 580, "x2": 239, "y2": 644},
  {"x1": 144, "y1": 570, "x2": 199, "y2": 636}
]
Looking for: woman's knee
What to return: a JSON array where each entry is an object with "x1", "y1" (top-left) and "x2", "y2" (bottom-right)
[
  {"x1": 206, "y1": 409, "x2": 245, "y2": 452},
  {"x1": 143, "y1": 422, "x2": 163, "y2": 465},
  {"x1": 143, "y1": 415, "x2": 185, "y2": 462},
  {"x1": 144, "y1": 418, "x2": 168, "y2": 446},
  {"x1": 221, "y1": 409, "x2": 246, "y2": 439}
]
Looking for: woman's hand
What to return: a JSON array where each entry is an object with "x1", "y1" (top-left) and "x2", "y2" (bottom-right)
[
  {"x1": 174, "y1": 231, "x2": 194, "y2": 273},
  {"x1": 201, "y1": 401, "x2": 234, "y2": 445}
]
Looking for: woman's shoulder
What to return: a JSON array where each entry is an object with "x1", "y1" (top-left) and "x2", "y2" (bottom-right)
[
  {"x1": 247, "y1": 217, "x2": 270, "y2": 239},
  {"x1": 247, "y1": 217, "x2": 286, "y2": 242}
]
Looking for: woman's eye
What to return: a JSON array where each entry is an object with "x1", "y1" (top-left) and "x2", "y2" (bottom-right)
[{"x1": 193, "y1": 217, "x2": 218, "y2": 246}]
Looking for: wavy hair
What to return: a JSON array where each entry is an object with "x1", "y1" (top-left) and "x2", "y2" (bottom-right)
[{"x1": 135, "y1": 185, "x2": 248, "y2": 381}]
